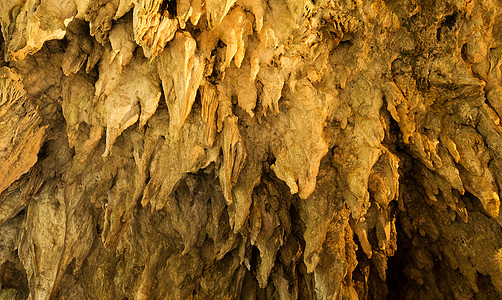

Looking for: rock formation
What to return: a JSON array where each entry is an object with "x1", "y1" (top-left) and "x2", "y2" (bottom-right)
[{"x1": 1, "y1": 0, "x2": 502, "y2": 299}]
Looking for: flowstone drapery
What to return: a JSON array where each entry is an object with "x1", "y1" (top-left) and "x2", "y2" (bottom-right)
[{"x1": 1, "y1": 0, "x2": 502, "y2": 299}]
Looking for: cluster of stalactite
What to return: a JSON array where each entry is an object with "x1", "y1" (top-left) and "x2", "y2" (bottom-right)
[{"x1": 1, "y1": 0, "x2": 502, "y2": 299}]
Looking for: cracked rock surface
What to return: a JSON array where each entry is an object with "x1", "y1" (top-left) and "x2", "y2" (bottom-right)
[{"x1": 1, "y1": 0, "x2": 502, "y2": 299}]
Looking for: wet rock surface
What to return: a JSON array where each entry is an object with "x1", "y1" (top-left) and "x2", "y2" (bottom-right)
[{"x1": 1, "y1": 0, "x2": 502, "y2": 298}]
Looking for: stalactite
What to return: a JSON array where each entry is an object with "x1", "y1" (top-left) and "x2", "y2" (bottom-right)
[{"x1": 1, "y1": 0, "x2": 502, "y2": 299}]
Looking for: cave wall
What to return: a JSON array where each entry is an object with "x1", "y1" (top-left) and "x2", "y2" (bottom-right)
[{"x1": 1, "y1": 0, "x2": 502, "y2": 299}]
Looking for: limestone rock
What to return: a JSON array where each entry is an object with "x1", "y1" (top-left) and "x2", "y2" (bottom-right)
[{"x1": 1, "y1": 0, "x2": 502, "y2": 299}]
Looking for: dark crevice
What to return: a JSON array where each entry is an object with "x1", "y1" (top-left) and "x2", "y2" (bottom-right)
[
  {"x1": 37, "y1": 141, "x2": 50, "y2": 161},
  {"x1": 441, "y1": 12, "x2": 458, "y2": 29},
  {"x1": 0, "y1": 259, "x2": 30, "y2": 300},
  {"x1": 386, "y1": 214, "x2": 411, "y2": 299},
  {"x1": 461, "y1": 43, "x2": 468, "y2": 62},
  {"x1": 161, "y1": 0, "x2": 177, "y2": 17}
]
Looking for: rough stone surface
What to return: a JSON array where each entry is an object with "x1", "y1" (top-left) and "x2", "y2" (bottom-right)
[{"x1": 1, "y1": 0, "x2": 502, "y2": 299}]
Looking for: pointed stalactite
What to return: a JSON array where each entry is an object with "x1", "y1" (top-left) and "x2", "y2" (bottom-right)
[
  {"x1": 1, "y1": 0, "x2": 502, "y2": 299},
  {"x1": 94, "y1": 46, "x2": 161, "y2": 157},
  {"x1": 200, "y1": 81, "x2": 219, "y2": 146},
  {"x1": 219, "y1": 115, "x2": 247, "y2": 205},
  {"x1": 158, "y1": 32, "x2": 204, "y2": 140}
]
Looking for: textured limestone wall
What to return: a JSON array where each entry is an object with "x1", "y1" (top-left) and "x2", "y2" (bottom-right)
[{"x1": 1, "y1": 0, "x2": 502, "y2": 299}]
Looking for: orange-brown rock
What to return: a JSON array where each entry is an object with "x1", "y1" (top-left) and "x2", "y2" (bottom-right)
[{"x1": 1, "y1": 0, "x2": 502, "y2": 299}]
